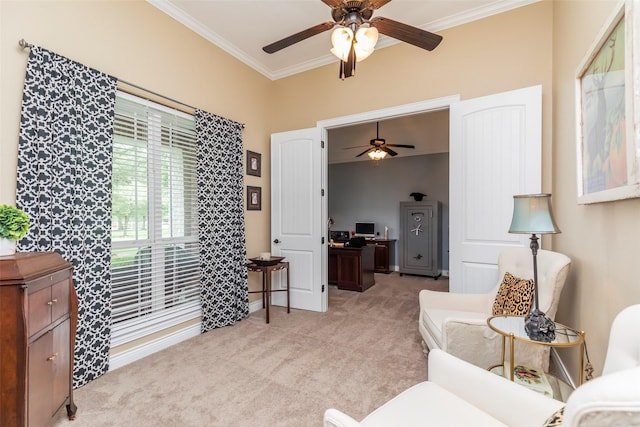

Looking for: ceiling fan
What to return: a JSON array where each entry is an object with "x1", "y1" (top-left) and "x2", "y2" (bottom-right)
[
  {"x1": 345, "y1": 122, "x2": 415, "y2": 159},
  {"x1": 262, "y1": 0, "x2": 443, "y2": 79}
]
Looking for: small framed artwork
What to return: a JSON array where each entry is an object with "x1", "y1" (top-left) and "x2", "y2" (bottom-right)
[
  {"x1": 246, "y1": 150, "x2": 261, "y2": 177},
  {"x1": 247, "y1": 186, "x2": 262, "y2": 211},
  {"x1": 576, "y1": 0, "x2": 640, "y2": 203}
]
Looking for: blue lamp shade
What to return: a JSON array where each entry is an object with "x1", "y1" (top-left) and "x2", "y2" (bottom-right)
[{"x1": 509, "y1": 194, "x2": 561, "y2": 235}]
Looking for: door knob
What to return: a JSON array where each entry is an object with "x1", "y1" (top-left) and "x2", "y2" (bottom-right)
[{"x1": 273, "y1": 239, "x2": 280, "y2": 244}]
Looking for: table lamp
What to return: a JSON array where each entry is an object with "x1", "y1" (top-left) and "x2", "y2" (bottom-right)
[{"x1": 508, "y1": 194, "x2": 561, "y2": 342}]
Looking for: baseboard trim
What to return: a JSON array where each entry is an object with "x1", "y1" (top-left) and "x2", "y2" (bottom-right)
[
  {"x1": 110, "y1": 302, "x2": 264, "y2": 371},
  {"x1": 249, "y1": 299, "x2": 263, "y2": 313},
  {"x1": 390, "y1": 266, "x2": 449, "y2": 278},
  {"x1": 109, "y1": 323, "x2": 201, "y2": 371}
]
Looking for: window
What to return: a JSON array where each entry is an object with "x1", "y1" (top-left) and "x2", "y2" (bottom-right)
[{"x1": 110, "y1": 91, "x2": 200, "y2": 347}]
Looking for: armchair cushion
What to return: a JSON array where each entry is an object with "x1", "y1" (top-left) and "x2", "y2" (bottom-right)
[
  {"x1": 491, "y1": 272, "x2": 534, "y2": 316},
  {"x1": 421, "y1": 308, "x2": 490, "y2": 349},
  {"x1": 357, "y1": 382, "x2": 508, "y2": 427}
]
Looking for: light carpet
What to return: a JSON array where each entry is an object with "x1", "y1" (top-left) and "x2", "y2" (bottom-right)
[{"x1": 54, "y1": 273, "x2": 448, "y2": 426}]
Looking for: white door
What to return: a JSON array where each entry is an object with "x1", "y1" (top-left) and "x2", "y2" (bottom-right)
[
  {"x1": 449, "y1": 85, "x2": 542, "y2": 293},
  {"x1": 270, "y1": 128, "x2": 326, "y2": 312}
]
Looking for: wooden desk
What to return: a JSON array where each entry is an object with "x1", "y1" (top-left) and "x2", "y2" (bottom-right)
[
  {"x1": 369, "y1": 239, "x2": 396, "y2": 274},
  {"x1": 328, "y1": 245, "x2": 375, "y2": 292},
  {"x1": 247, "y1": 261, "x2": 290, "y2": 323}
]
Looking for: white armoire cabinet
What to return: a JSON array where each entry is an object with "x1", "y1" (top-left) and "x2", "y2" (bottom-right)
[{"x1": 399, "y1": 201, "x2": 442, "y2": 278}]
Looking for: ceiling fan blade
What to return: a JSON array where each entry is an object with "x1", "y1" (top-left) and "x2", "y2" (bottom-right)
[
  {"x1": 263, "y1": 21, "x2": 335, "y2": 54},
  {"x1": 370, "y1": 16, "x2": 443, "y2": 51},
  {"x1": 356, "y1": 147, "x2": 373, "y2": 157},
  {"x1": 369, "y1": 0, "x2": 392, "y2": 9},
  {"x1": 343, "y1": 144, "x2": 370, "y2": 149},
  {"x1": 381, "y1": 146, "x2": 398, "y2": 156},
  {"x1": 321, "y1": 0, "x2": 344, "y2": 8},
  {"x1": 386, "y1": 144, "x2": 415, "y2": 149}
]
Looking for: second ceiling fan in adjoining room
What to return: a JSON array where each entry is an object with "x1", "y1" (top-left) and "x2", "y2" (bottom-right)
[{"x1": 344, "y1": 121, "x2": 415, "y2": 160}]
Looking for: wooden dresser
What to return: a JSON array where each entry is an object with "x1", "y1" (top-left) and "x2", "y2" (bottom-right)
[{"x1": 0, "y1": 252, "x2": 78, "y2": 426}]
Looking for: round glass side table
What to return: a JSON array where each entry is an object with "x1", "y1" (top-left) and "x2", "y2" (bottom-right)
[{"x1": 487, "y1": 315, "x2": 585, "y2": 401}]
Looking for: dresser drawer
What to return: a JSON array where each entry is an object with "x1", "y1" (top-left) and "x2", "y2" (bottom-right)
[
  {"x1": 29, "y1": 286, "x2": 53, "y2": 335},
  {"x1": 28, "y1": 278, "x2": 71, "y2": 336},
  {"x1": 52, "y1": 280, "x2": 70, "y2": 322}
]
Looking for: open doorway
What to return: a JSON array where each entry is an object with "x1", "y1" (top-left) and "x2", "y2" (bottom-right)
[
  {"x1": 273, "y1": 86, "x2": 541, "y2": 312},
  {"x1": 326, "y1": 110, "x2": 451, "y2": 275}
]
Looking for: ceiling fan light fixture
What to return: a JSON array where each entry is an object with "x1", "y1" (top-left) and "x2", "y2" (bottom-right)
[
  {"x1": 368, "y1": 148, "x2": 387, "y2": 160},
  {"x1": 354, "y1": 26, "x2": 378, "y2": 62},
  {"x1": 330, "y1": 27, "x2": 354, "y2": 62}
]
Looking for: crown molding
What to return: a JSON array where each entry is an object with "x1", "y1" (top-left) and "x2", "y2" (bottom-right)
[{"x1": 148, "y1": 0, "x2": 539, "y2": 81}]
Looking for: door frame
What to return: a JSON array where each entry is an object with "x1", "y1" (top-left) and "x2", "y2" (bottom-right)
[{"x1": 317, "y1": 94, "x2": 461, "y2": 304}]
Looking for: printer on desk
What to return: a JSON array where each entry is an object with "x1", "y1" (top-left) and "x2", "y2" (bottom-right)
[{"x1": 330, "y1": 230, "x2": 350, "y2": 242}]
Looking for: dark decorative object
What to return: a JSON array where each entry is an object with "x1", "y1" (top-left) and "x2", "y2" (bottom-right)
[
  {"x1": 410, "y1": 192, "x2": 427, "y2": 201},
  {"x1": 524, "y1": 307, "x2": 556, "y2": 342},
  {"x1": 508, "y1": 194, "x2": 561, "y2": 342},
  {"x1": 248, "y1": 256, "x2": 285, "y2": 266},
  {"x1": 247, "y1": 186, "x2": 262, "y2": 210},
  {"x1": 246, "y1": 150, "x2": 261, "y2": 177}
]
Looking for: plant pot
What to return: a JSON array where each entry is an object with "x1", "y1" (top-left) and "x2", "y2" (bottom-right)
[{"x1": 0, "y1": 238, "x2": 17, "y2": 256}]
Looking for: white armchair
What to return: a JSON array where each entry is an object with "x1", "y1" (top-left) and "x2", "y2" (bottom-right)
[
  {"x1": 563, "y1": 304, "x2": 640, "y2": 426},
  {"x1": 324, "y1": 304, "x2": 640, "y2": 427},
  {"x1": 419, "y1": 247, "x2": 571, "y2": 371}
]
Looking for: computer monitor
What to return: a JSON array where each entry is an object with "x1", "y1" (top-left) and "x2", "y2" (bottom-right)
[{"x1": 355, "y1": 222, "x2": 375, "y2": 238}]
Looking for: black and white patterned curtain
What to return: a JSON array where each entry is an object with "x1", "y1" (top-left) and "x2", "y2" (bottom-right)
[
  {"x1": 16, "y1": 47, "x2": 117, "y2": 388},
  {"x1": 196, "y1": 110, "x2": 249, "y2": 332}
]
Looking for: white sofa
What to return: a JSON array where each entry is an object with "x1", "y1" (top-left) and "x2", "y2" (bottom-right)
[
  {"x1": 324, "y1": 304, "x2": 640, "y2": 427},
  {"x1": 419, "y1": 247, "x2": 571, "y2": 371}
]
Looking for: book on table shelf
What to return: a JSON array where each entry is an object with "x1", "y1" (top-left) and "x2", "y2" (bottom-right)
[{"x1": 503, "y1": 362, "x2": 553, "y2": 397}]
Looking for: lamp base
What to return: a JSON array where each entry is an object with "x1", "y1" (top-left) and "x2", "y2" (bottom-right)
[{"x1": 524, "y1": 308, "x2": 556, "y2": 342}]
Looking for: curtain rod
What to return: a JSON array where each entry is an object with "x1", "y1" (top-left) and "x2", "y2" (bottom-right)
[{"x1": 18, "y1": 38, "x2": 245, "y2": 129}]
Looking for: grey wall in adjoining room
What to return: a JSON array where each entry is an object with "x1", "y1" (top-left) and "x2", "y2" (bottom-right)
[{"x1": 328, "y1": 153, "x2": 449, "y2": 273}]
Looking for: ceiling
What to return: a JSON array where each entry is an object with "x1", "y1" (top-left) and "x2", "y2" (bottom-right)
[
  {"x1": 328, "y1": 109, "x2": 449, "y2": 164},
  {"x1": 149, "y1": 0, "x2": 538, "y2": 80}
]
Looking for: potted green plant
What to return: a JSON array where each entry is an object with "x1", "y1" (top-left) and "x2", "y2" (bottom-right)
[{"x1": 0, "y1": 205, "x2": 30, "y2": 256}]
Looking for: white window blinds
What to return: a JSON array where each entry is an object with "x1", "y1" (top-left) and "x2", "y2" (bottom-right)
[{"x1": 110, "y1": 91, "x2": 201, "y2": 348}]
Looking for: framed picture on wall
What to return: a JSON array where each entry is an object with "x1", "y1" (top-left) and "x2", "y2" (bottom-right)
[
  {"x1": 576, "y1": 0, "x2": 640, "y2": 203},
  {"x1": 247, "y1": 186, "x2": 261, "y2": 210},
  {"x1": 246, "y1": 150, "x2": 261, "y2": 177}
]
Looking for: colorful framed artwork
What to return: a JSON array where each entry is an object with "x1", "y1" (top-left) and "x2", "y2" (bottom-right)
[
  {"x1": 246, "y1": 150, "x2": 261, "y2": 177},
  {"x1": 576, "y1": 0, "x2": 640, "y2": 203},
  {"x1": 247, "y1": 186, "x2": 261, "y2": 210}
]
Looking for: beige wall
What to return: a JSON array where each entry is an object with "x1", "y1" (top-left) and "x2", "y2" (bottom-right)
[
  {"x1": 552, "y1": 0, "x2": 640, "y2": 376},
  {"x1": 2, "y1": 0, "x2": 638, "y2": 378},
  {"x1": 0, "y1": 0, "x2": 273, "y2": 298}
]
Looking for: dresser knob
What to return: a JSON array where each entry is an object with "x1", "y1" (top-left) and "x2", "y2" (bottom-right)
[
  {"x1": 47, "y1": 298, "x2": 58, "y2": 305},
  {"x1": 46, "y1": 353, "x2": 58, "y2": 361}
]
